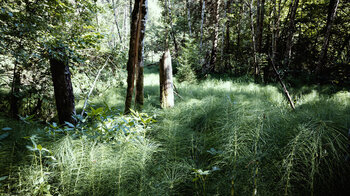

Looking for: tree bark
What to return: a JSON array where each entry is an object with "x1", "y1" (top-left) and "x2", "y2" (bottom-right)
[
  {"x1": 206, "y1": 0, "x2": 221, "y2": 73},
  {"x1": 135, "y1": 0, "x2": 148, "y2": 111},
  {"x1": 249, "y1": 0, "x2": 259, "y2": 81},
  {"x1": 10, "y1": 61, "x2": 21, "y2": 119},
  {"x1": 256, "y1": 0, "x2": 265, "y2": 53},
  {"x1": 112, "y1": 0, "x2": 123, "y2": 43},
  {"x1": 50, "y1": 49, "x2": 76, "y2": 125},
  {"x1": 270, "y1": 56, "x2": 295, "y2": 110},
  {"x1": 200, "y1": 0, "x2": 205, "y2": 51},
  {"x1": 284, "y1": 0, "x2": 300, "y2": 67},
  {"x1": 124, "y1": 0, "x2": 143, "y2": 114},
  {"x1": 224, "y1": 0, "x2": 233, "y2": 70},
  {"x1": 159, "y1": 50, "x2": 174, "y2": 108},
  {"x1": 316, "y1": 0, "x2": 340, "y2": 74},
  {"x1": 186, "y1": 0, "x2": 192, "y2": 37},
  {"x1": 165, "y1": 0, "x2": 179, "y2": 57}
]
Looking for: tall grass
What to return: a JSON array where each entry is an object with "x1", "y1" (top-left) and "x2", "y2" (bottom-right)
[{"x1": 1, "y1": 68, "x2": 349, "y2": 195}]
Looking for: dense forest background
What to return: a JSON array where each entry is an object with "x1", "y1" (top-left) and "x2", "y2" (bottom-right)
[{"x1": 0, "y1": 0, "x2": 349, "y2": 195}]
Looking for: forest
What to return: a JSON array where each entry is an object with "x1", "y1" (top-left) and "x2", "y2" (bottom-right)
[{"x1": 0, "y1": 0, "x2": 349, "y2": 195}]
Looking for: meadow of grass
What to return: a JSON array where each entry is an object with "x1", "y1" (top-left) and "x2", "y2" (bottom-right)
[{"x1": 0, "y1": 66, "x2": 349, "y2": 195}]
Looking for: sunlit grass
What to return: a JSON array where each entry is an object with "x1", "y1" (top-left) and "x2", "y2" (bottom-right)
[{"x1": 1, "y1": 67, "x2": 349, "y2": 195}]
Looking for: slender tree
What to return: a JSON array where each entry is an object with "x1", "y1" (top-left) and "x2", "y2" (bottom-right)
[
  {"x1": 165, "y1": 0, "x2": 179, "y2": 57},
  {"x1": 283, "y1": 0, "x2": 300, "y2": 67},
  {"x1": 208, "y1": 0, "x2": 221, "y2": 72},
  {"x1": 256, "y1": 0, "x2": 265, "y2": 53},
  {"x1": 316, "y1": 0, "x2": 340, "y2": 75},
  {"x1": 112, "y1": 0, "x2": 123, "y2": 43},
  {"x1": 199, "y1": 0, "x2": 205, "y2": 51},
  {"x1": 249, "y1": 0, "x2": 259, "y2": 80},
  {"x1": 223, "y1": 0, "x2": 233, "y2": 70},
  {"x1": 135, "y1": 0, "x2": 148, "y2": 111},
  {"x1": 124, "y1": 0, "x2": 143, "y2": 114},
  {"x1": 10, "y1": 59, "x2": 21, "y2": 119}
]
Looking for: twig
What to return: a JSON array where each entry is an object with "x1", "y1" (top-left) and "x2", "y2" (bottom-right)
[
  {"x1": 173, "y1": 83, "x2": 183, "y2": 100},
  {"x1": 81, "y1": 56, "x2": 111, "y2": 116}
]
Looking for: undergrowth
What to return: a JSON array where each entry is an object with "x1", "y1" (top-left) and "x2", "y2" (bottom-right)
[{"x1": 1, "y1": 69, "x2": 349, "y2": 195}]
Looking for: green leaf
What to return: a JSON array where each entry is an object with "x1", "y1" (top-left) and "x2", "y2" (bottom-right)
[
  {"x1": 65, "y1": 121, "x2": 75, "y2": 128},
  {"x1": 0, "y1": 176, "x2": 8, "y2": 181},
  {"x1": 0, "y1": 133, "x2": 10, "y2": 140},
  {"x1": 1, "y1": 127, "x2": 12, "y2": 131},
  {"x1": 37, "y1": 144, "x2": 42, "y2": 151}
]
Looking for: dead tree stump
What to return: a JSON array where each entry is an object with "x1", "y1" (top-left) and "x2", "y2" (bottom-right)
[{"x1": 159, "y1": 50, "x2": 174, "y2": 108}]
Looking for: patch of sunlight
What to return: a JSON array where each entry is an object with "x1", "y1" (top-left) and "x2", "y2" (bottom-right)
[
  {"x1": 144, "y1": 73, "x2": 159, "y2": 86},
  {"x1": 297, "y1": 90, "x2": 320, "y2": 105},
  {"x1": 331, "y1": 91, "x2": 350, "y2": 106}
]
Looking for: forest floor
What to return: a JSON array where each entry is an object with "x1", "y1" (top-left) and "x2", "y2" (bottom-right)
[{"x1": 1, "y1": 66, "x2": 350, "y2": 195}]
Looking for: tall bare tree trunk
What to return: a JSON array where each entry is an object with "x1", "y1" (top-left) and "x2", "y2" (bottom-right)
[
  {"x1": 204, "y1": 0, "x2": 220, "y2": 74},
  {"x1": 165, "y1": 0, "x2": 179, "y2": 57},
  {"x1": 159, "y1": 50, "x2": 174, "y2": 108},
  {"x1": 200, "y1": 0, "x2": 205, "y2": 51},
  {"x1": 256, "y1": 0, "x2": 265, "y2": 53},
  {"x1": 112, "y1": 0, "x2": 123, "y2": 43},
  {"x1": 186, "y1": 0, "x2": 192, "y2": 37},
  {"x1": 135, "y1": 0, "x2": 148, "y2": 111},
  {"x1": 224, "y1": 0, "x2": 233, "y2": 70},
  {"x1": 284, "y1": 0, "x2": 300, "y2": 67},
  {"x1": 10, "y1": 61, "x2": 21, "y2": 119},
  {"x1": 123, "y1": 5, "x2": 128, "y2": 45},
  {"x1": 249, "y1": 0, "x2": 259, "y2": 81},
  {"x1": 50, "y1": 48, "x2": 76, "y2": 124},
  {"x1": 236, "y1": 2, "x2": 243, "y2": 54},
  {"x1": 316, "y1": 0, "x2": 340, "y2": 75},
  {"x1": 124, "y1": 0, "x2": 143, "y2": 114}
]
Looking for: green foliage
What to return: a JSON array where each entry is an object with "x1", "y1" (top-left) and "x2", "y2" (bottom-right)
[{"x1": 176, "y1": 39, "x2": 199, "y2": 83}]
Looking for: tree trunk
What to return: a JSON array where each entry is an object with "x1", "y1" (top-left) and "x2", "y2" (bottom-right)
[
  {"x1": 249, "y1": 0, "x2": 259, "y2": 81},
  {"x1": 316, "y1": 0, "x2": 340, "y2": 74},
  {"x1": 124, "y1": 0, "x2": 143, "y2": 114},
  {"x1": 284, "y1": 0, "x2": 300, "y2": 67},
  {"x1": 112, "y1": 0, "x2": 123, "y2": 43},
  {"x1": 165, "y1": 0, "x2": 179, "y2": 57},
  {"x1": 256, "y1": 0, "x2": 265, "y2": 53},
  {"x1": 270, "y1": 56, "x2": 295, "y2": 110},
  {"x1": 267, "y1": 0, "x2": 281, "y2": 83},
  {"x1": 206, "y1": 0, "x2": 220, "y2": 73},
  {"x1": 159, "y1": 50, "x2": 174, "y2": 108},
  {"x1": 224, "y1": 0, "x2": 233, "y2": 70},
  {"x1": 135, "y1": 0, "x2": 148, "y2": 111},
  {"x1": 10, "y1": 61, "x2": 21, "y2": 119},
  {"x1": 50, "y1": 49, "x2": 76, "y2": 125},
  {"x1": 186, "y1": 0, "x2": 192, "y2": 37},
  {"x1": 200, "y1": 0, "x2": 205, "y2": 51}
]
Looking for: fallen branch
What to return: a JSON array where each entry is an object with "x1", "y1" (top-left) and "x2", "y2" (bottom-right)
[
  {"x1": 173, "y1": 83, "x2": 183, "y2": 100},
  {"x1": 269, "y1": 55, "x2": 295, "y2": 110}
]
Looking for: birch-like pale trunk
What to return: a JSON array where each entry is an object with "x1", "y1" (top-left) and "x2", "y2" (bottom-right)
[
  {"x1": 199, "y1": 0, "x2": 205, "y2": 51},
  {"x1": 112, "y1": 0, "x2": 123, "y2": 43},
  {"x1": 159, "y1": 50, "x2": 174, "y2": 108},
  {"x1": 249, "y1": 0, "x2": 259, "y2": 80},
  {"x1": 186, "y1": 0, "x2": 192, "y2": 36}
]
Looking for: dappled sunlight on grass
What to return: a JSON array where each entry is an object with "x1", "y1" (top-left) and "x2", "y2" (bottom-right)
[{"x1": 1, "y1": 67, "x2": 349, "y2": 195}]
